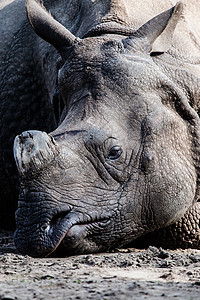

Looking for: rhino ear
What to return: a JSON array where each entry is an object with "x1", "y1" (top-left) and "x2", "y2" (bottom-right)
[
  {"x1": 26, "y1": 0, "x2": 77, "y2": 56},
  {"x1": 150, "y1": 2, "x2": 183, "y2": 56},
  {"x1": 126, "y1": 2, "x2": 183, "y2": 56}
]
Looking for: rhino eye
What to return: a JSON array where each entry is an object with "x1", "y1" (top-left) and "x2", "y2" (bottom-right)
[{"x1": 107, "y1": 146, "x2": 122, "y2": 160}]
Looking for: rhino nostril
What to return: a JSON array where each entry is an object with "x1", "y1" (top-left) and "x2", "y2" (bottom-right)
[
  {"x1": 45, "y1": 209, "x2": 73, "y2": 236},
  {"x1": 27, "y1": 131, "x2": 33, "y2": 138},
  {"x1": 50, "y1": 211, "x2": 70, "y2": 226}
]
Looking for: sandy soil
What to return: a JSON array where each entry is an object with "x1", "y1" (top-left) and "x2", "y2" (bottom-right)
[{"x1": 0, "y1": 230, "x2": 199, "y2": 300}]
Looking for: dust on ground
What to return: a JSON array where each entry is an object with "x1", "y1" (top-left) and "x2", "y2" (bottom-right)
[{"x1": 0, "y1": 230, "x2": 199, "y2": 299}]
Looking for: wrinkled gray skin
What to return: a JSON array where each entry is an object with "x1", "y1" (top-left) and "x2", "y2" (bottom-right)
[{"x1": 1, "y1": 0, "x2": 200, "y2": 257}]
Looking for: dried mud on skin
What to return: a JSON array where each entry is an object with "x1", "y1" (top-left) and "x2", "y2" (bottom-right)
[{"x1": 0, "y1": 230, "x2": 199, "y2": 300}]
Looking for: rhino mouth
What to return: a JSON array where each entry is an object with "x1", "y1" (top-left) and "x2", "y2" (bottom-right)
[
  {"x1": 83, "y1": 22, "x2": 135, "y2": 38},
  {"x1": 45, "y1": 211, "x2": 111, "y2": 257},
  {"x1": 15, "y1": 209, "x2": 112, "y2": 257}
]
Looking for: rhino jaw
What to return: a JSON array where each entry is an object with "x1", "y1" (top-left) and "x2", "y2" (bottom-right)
[
  {"x1": 13, "y1": 130, "x2": 59, "y2": 176},
  {"x1": 14, "y1": 207, "x2": 112, "y2": 257}
]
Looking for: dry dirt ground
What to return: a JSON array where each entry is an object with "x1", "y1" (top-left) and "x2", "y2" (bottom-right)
[{"x1": 0, "y1": 230, "x2": 199, "y2": 300}]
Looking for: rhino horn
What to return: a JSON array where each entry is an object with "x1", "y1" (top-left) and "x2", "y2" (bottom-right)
[
  {"x1": 125, "y1": 2, "x2": 183, "y2": 56},
  {"x1": 13, "y1": 130, "x2": 59, "y2": 177},
  {"x1": 26, "y1": 0, "x2": 77, "y2": 56}
]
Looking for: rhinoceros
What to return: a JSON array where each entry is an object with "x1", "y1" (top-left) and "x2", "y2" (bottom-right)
[{"x1": 0, "y1": 0, "x2": 200, "y2": 257}]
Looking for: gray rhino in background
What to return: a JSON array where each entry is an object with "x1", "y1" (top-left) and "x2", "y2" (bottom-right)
[{"x1": 0, "y1": 0, "x2": 200, "y2": 257}]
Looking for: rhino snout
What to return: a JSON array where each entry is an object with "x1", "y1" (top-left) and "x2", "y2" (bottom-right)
[{"x1": 13, "y1": 130, "x2": 58, "y2": 176}]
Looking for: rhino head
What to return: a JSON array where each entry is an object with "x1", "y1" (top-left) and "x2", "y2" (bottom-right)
[{"x1": 14, "y1": 0, "x2": 199, "y2": 257}]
